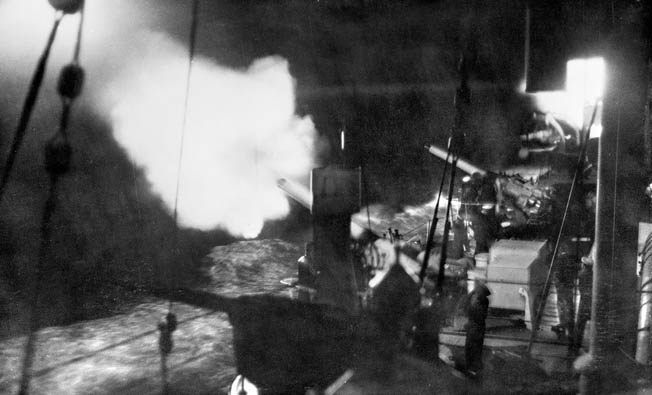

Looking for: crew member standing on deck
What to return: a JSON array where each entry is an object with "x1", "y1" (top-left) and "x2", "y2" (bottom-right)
[{"x1": 465, "y1": 279, "x2": 491, "y2": 376}]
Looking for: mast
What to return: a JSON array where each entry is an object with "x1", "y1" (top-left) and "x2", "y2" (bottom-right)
[{"x1": 578, "y1": 7, "x2": 648, "y2": 393}]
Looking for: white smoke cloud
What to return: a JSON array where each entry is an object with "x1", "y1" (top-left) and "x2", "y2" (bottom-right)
[
  {"x1": 102, "y1": 33, "x2": 316, "y2": 238},
  {"x1": 0, "y1": 0, "x2": 317, "y2": 238}
]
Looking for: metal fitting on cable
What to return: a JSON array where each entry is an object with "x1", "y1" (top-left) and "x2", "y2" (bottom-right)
[
  {"x1": 44, "y1": 62, "x2": 84, "y2": 176},
  {"x1": 166, "y1": 312, "x2": 178, "y2": 332},
  {"x1": 57, "y1": 63, "x2": 85, "y2": 100},
  {"x1": 44, "y1": 134, "x2": 71, "y2": 176},
  {"x1": 48, "y1": 0, "x2": 84, "y2": 14},
  {"x1": 158, "y1": 312, "x2": 177, "y2": 355}
]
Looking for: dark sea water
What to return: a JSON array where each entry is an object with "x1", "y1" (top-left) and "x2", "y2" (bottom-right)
[
  {"x1": 0, "y1": 236, "x2": 586, "y2": 395},
  {"x1": 0, "y1": 239, "x2": 303, "y2": 395}
]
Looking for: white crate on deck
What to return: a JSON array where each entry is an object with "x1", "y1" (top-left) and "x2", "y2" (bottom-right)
[{"x1": 486, "y1": 239, "x2": 549, "y2": 311}]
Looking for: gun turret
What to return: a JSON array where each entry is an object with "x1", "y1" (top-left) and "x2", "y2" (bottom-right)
[
  {"x1": 425, "y1": 144, "x2": 555, "y2": 232},
  {"x1": 425, "y1": 143, "x2": 553, "y2": 181}
]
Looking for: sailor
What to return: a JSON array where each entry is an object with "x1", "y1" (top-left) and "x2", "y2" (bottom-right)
[
  {"x1": 465, "y1": 279, "x2": 491, "y2": 376},
  {"x1": 460, "y1": 172, "x2": 497, "y2": 254},
  {"x1": 450, "y1": 215, "x2": 468, "y2": 259}
]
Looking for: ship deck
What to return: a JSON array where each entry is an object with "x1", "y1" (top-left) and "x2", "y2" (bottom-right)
[{"x1": 439, "y1": 315, "x2": 576, "y2": 375}]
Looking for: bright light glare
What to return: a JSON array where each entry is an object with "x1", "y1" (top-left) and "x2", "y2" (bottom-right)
[
  {"x1": 0, "y1": 0, "x2": 80, "y2": 71},
  {"x1": 566, "y1": 57, "x2": 605, "y2": 104},
  {"x1": 566, "y1": 57, "x2": 606, "y2": 129},
  {"x1": 589, "y1": 123, "x2": 603, "y2": 139},
  {"x1": 103, "y1": 34, "x2": 316, "y2": 238},
  {"x1": 0, "y1": 0, "x2": 124, "y2": 69},
  {"x1": 531, "y1": 57, "x2": 605, "y2": 136}
]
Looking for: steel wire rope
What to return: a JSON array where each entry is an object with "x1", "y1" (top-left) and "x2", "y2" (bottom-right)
[
  {"x1": 362, "y1": 165, "x2": 373, "y2": 235},
  {"x1": 16, "y1": 3, "x2": 86, "y2": 394},
  {"x1": 419, "y1": 0, "x2": 474, "y2": 288},
  {"x1": 527, "y1": 103, "x2": 600, "y2": 353},
  {"x1": 157, "y1": 2, "x2": 200, "y2": 394},
  {"x1": 608, "y1": 101, "x2": 621, "y2": 342},
  {"x1": 25, "y1": 309, "x2": 217, "y2": 379},
  {"x1": 403, "y1": 222, "x2": 427, "y2": 237},
  {"x1": 437, "y1": 154, "x2": 460, "y2": 292},
  {"x1": 420, "y1": 50, "x2": 470, "y2": 291},
  {"x1": 419, "y1": 143, "x2": 451, "y2": 286},
  {"x1": 170, "y1": 0, "x2": 199, "y2": 299},
  {"x1": 0, "y1": 12, "x2": 64, "y2": 204}
]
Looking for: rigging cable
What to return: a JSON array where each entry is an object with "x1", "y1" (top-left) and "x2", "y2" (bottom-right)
[
  {"x1": 0, "y1": 12, "x2": 64, "y2": 204},
  {"x1": 527, "y1": 103, "x2": 599, "y2": 353},
  {"x1": 363, "y1": 167, "x2": 372, "y2": 235},
  {"x1": 419, "y1": 144, "x2": 450, "y2": 286},
  {"x1": 17, "y1": 2, "x2": 86, "y2": 394},
  {"x1": 403, "y1": 222, "x2": 427, "y2": 238},
  {"x1": 418, "y1": 52, "x2": 470, "y2": 288},
  {"x1": 157, "y1": 1, "x2": 199, "y2": 394},
  {"x1": 172, "y1": 0, "x2": 200, "y2": 273},
  {"x1": 173, "y1": 0, "x2": 200, "y2": 243},
  {"x1": 420, "y1": 0, "x2": 474, "y2": 288},
  {"x1": 433, "y1": 51, "x2": 470, "y2": 293},
  {"x1": 608, "y1": 102, "x2": 621, "y2": 334},
  {"x1": 437, "y1": 150, "x2": 460, "y2": 292}
]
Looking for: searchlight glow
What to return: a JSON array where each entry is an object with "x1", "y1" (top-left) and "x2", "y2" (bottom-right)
[
  {"x1": 566, "y1": 57, "x2": 605, "y2": 107},
  {"x1": 566, "y1": 57, "x2": 605, "y2": 136},
  {"x1": 528, "y1": 57, "x2": 605, "y2": 138}
]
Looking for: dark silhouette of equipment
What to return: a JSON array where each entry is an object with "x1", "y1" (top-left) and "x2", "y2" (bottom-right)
[
  {"x1": 464, "y1": 281, "x2": 491, "y2": 375},
  {"x1": 150, "y1": 260, "x2": 420, "y2": 394}
]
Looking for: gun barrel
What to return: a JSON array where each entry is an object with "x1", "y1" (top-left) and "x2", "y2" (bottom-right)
[
  {"x1": 277, "y1": 178, "x2": 313, "y2": 210},
  {"x1": 425, "y1": 144, "x2": 487, "y2": 176}
]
